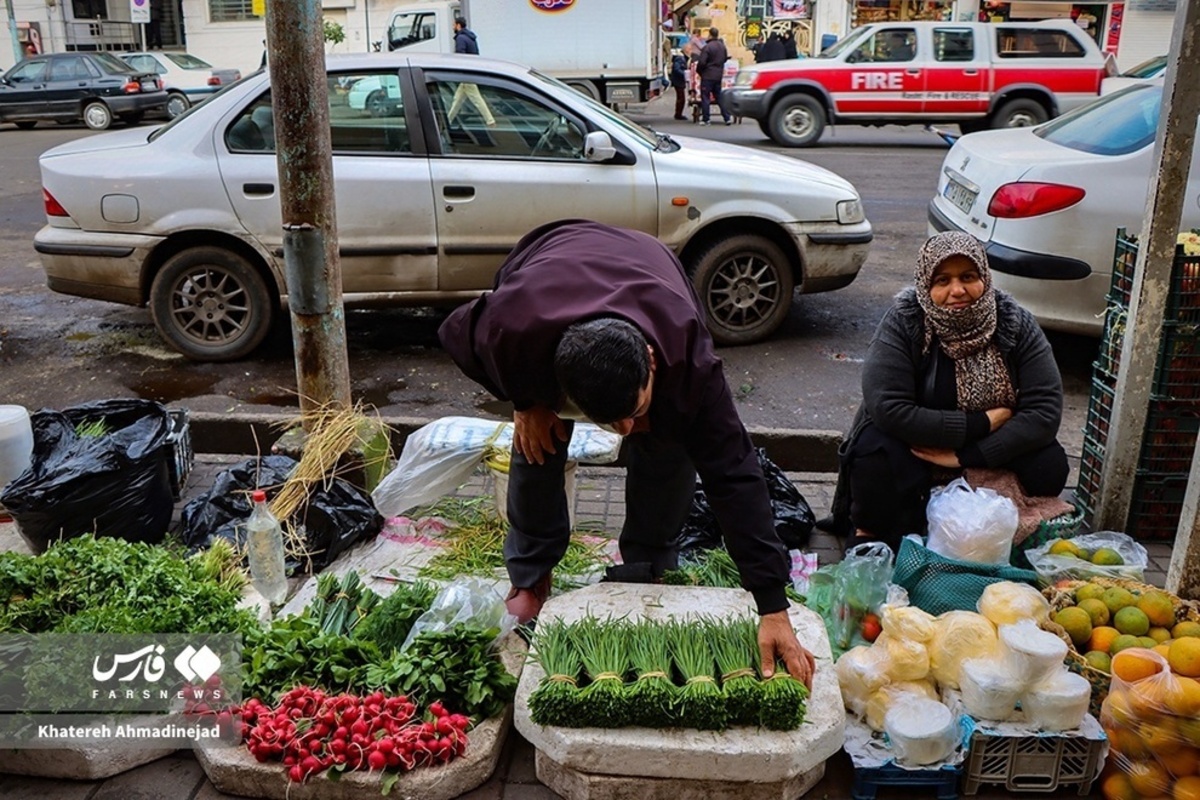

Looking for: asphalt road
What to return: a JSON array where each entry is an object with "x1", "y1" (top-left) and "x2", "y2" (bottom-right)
[{"x1": 0, "y1": 101, "x2": 1097, "y2": 457}]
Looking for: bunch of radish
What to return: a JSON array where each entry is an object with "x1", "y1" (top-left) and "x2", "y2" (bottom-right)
[{"x1": 237, "y1": 686, "x2": 470, "y2": 783}]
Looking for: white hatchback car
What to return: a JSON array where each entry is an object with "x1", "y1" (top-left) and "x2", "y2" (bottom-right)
[
  {"x1": 120, "y1": 52, "x2": 242, "y2": 118},
  {"x1": 34, "y1": 54, "x2": 871, "y2": 361},
  {"x1": 928, "y1": 82, "x2": 1198, "y2": 336}
]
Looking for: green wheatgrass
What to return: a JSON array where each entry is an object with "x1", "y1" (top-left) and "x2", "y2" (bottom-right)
[
  {"x1": 625, "y1": 619, "x2": 679, "y2": 727},
  {"x1": 528, "y1": 618, "x2": 584, "y2": 727}
]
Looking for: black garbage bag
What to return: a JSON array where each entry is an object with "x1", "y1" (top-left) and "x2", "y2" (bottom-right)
[
  {"x1": 674, "y1": 448, "x2": 815, "y2": 559},
  {"x1": 0, "y1": 399, "x2": 175, "y2": 553},
  {"x1": 180, "y1": 455, "x2": 383, "y2": 572}
]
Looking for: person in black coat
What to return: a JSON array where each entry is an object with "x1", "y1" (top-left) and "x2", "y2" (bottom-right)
[
  {"x1": 453, "y1": 18, "x2": 479, "y2": 54},
  {"x1": 695, "y1": 27, "x2": 730, "y2": 125},
  {"x1": 757, "y1": 32, "x2": 786, "y2": 63},
  {"x1": 669, "y1": 50, "x2": 688, "y2": 120},
  {"x1": 783, "y1": 26, "x2": 799, "y2": 59}
]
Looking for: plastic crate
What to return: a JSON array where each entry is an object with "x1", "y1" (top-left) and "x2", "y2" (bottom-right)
[
  {"x1": 961, "y1": 729, "x2": 1105, "y2": 796},
  {"x1": 1095, "y1": 306, "x2": 1126, "y2": 379},
  {"x1": 1074, "y1": 437, "x2": 1104, "y2": 520},
  {"x1": 166, "y1": 408, "x2": 193, "y2": 501},
  {"x1": 1141, "y1": 399, "x2": 1200, "y2": 474},
  {"x1": 1152, "y1": 322, "x2": 1200, "y2": 400},
  {"x1": 1109, "y1": 228, "x2": 1137, "y2": 308},
  {"x1": 1128, "y1": 473, "x2": 1189, "y2": 541},
  {"x1": 852, "y1": 762, "x2": 961, "y2": 800},
  {"x1": 1083, "y1": 375, "x2": 1115, "y2": 451},
  {"x1": 1166, "y1": 250, "x2": 1200, "y2": 324}
]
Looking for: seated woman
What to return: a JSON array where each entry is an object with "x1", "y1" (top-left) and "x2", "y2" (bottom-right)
[{"x1": 828, "y1": 231, "x2": 1069, "y2": 552}]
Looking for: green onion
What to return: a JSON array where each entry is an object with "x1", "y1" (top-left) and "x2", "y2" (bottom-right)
[
  {"x1": 74, "y1": 419, "x2": 110, "y2": 438},
  {"x1": 759, "y1": 666, "x2": 809, "y2": 731},
  {"x1": 528, "y1": 618, "x2": 584, "y2": 727},
  {"x1": 573, "y1": 617, "x2": 630, "y2": 728},
  {"x1": 712, "y1": 616, "x2": 761, "y2": 726},
  {"x1": 625, "y1": 619, "x2": 678, "y2": 727},
  {"x1": 668, "y1": 619, "x2": 727, "y2": 731}
]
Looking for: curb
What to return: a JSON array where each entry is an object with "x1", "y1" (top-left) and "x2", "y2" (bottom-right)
[{"x1": 189, "y1": 412, "x2": 843, "y2": 473}]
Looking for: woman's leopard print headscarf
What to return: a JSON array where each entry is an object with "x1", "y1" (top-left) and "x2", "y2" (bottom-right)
[{"x1": 915, "y1": 232, "x2": 1016, "y2": 412}]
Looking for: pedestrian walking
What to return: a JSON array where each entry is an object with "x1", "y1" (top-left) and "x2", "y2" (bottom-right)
[
  {"x1": 669, "y1": 48, "x2": 688, "y2": 120},
  {"x1": 448, "y1": 17, "x2": 496, "y2": 126},
  {"x1": 696, "y1": 27, "x2": 730, "y2": 125}
]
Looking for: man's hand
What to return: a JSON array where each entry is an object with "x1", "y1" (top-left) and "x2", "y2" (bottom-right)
[
  {"x1": 910, "y1": 446, "x2": 961, "y2": 468},
  {"x1": 513, "y1": 406, "x2": 567, "y2": 465},
  {"x1": 986, "y1": 407, "x2": 1013, "y2": 432},
  {"x1": 758, "y1": 610, "x2": 815, "y2": 690}
]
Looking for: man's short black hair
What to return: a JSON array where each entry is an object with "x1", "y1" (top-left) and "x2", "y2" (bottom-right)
[
  {"x1": 709, "y1": 27, "x2": 720, "y2": 38},
  {"x1": 454, "y1": 17, "x2": 466, "y2": 29},
  {"x1": 554, "y1": 318, "x2": 650, "y2": 424}
]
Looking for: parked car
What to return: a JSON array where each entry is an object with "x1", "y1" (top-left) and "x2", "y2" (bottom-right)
[
  {"x1": 1101, "y1": 54, "x2": 1167, "y2": 95},
  {"x1": 0, "y1": 52, "x2": 166, "y2": 131},
  {"x1": 119, "y1": 52, "x2": 242, "y2": 119},
  {"x1": 927, "y1": 82, "x2": 1198, "y2": 336},
  {"x1": 34, "y1": 53, "x2": 872, "y2": 361},
  {"x1": 727, "y1": 20, "x2": 1115, "y2": 147}
]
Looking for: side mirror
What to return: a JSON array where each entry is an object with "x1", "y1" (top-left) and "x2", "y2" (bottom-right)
[{"x1": 583, "y1": 130, "x2": 617, "y2": 162}]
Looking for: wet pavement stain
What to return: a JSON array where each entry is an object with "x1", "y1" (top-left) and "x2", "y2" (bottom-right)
[{"x1": 127, "y1": 371, "x2": 220, "y2": 404}]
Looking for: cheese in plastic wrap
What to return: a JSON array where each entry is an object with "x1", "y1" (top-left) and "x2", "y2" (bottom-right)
[
  {"x1": 1022, "y1": 669, "x2": 1090, "y2": 732},
  {"x1": 881, "y1": 603, "x2": 936, "y2": 642},
  {"x1": 884, "y1": 698, "x2": 958, "y2": 766},
  {"x1": 997, "y1": 619, "x2": 1068, "y2": 684},
  {"x1": 977, "y1": 581, "x2": 1051, "y2": 627},
  {"x1": 835, "y1": 645, "x2": 891, "y2": 715},
  {"x1": 864, "y1": 680, "x2": 939, "y2": 732},
  {"x1": 959, "y1": 656, "x2": 1022, "y2": 721},
  {"x1": 877, "y1": 632, "x2": 930, "y2": 682},
  {"x1": 928, "y1": 610, "x2": 999, "y2": 690}
]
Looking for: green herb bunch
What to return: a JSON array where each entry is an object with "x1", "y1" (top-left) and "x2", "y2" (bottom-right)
[
  {"x1": 668, "y1": 620, "x2": 727, "y2": 731},
  {"x1": 759, "y1": 666, "x2": 809, "y2": 731},
  {"x1": 528, "y1": 618, "x2": 583, "y2": 727},
  {"x1": 308, "y1": 570, "x2": 379, "y2": 637},
  {"x1": 663, "y1": 549, "x2": 743, "y2": 589},
  {"x1": 573, "y1": 617, "x2": 630, "y2": 728},
  {"x1": 625, "y1": 619, "x2": 678, "y2": 727},
  {"x1": 713, "y1": 616, "x2": 761, "y2": 726},
  {"x1": 242, "y1": 615, "x2": 381, "y2": 702},
  {"x1": 353, "y1": 580, "x2": 438, "y2": 654}
]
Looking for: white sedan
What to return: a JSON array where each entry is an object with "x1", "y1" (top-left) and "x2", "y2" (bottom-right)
[
  {"x1": 1100, "y1": 55, "x2": 1167, "y2": 95},
  {"x1": 34, "y1": 53, "x2": 871, "y2": 361},
  {"x1": 928, "y1": 82, "x2": 1198, "y2": 336},
  {"x1": 120, "y1": 52, "x2": 242, "y2": 118}
]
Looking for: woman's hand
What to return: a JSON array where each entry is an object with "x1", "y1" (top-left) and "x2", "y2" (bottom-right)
[
  {"x1": 911, "y1": 446, "x2": 961, "y2": 468},
  {"x1": 986, "y1": 407, "x2": 1014, "y2": 432},
  {"x1": 513, "y1": 406, "x2": 567, "y2": 465}
]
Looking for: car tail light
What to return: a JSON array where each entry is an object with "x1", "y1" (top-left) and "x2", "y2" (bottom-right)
[
  {"x1": 123, "y1": 80, "x2": 141, "y2": 94},
  {"x1": 43, "y1": 189, "x2": 69, "y2": 218},
  {"x1": 987, "y1": 182, "x2": 1086, "y2": 218},
  {"x1": 208, "y1": 76, "x2": 222, "y2": 86}
]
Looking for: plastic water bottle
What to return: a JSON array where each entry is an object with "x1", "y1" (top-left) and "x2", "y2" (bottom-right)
[{"x1": 245, "y1": 490, "x2": 287, "y2": 605}]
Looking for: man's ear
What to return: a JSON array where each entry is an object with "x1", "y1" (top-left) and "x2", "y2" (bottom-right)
[{"x1": 647, "y1": 344, "x2": 656, "y2": 372}]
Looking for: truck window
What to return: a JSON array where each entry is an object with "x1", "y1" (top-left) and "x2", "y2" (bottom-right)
[
  {"x1": 934, "y1": 29, "x2": 974, "y2": 62},
  {"x1": 847, "y1": 29, "x2": 916, "y2": 63},
  {"x1": 995, "y1": 27, "x2": 1086, "y2": 58},
  {"x1": 389, "y1": 12, "x2": 436, "y2": 50}
]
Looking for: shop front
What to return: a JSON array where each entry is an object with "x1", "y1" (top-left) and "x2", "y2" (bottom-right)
[
  {"x1": 852, "y1": 0, "x2": 955, "y2": 27},
  {"x1": 976, "y1": 1, "x2": 1111, "y2": 47}
]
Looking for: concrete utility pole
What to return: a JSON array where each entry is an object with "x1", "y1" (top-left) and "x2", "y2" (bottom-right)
[
  {"x1": 1094, "y1": 0, "x2": 1199, "y2": 548},
  {"x1": 5, "y1": 0, "x2": 24, "y2": 64},
  {"x1": 265, "y1": 0, "x2": 353, "y2": 423}
]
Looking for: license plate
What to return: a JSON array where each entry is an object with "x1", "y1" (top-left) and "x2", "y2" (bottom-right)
[
  {"x1": 141, "y1": 80, "x2": 157, "y2": 91},
  {"x1": 943, "y1": 177, "x2": 977, "y2": 214}
]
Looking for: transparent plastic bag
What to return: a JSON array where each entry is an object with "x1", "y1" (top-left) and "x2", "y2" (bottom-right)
[
  {"x1": 1023, "y1": 669, "x2": 1090, "y2": 732},
  {"x1": 836, "y1": 645, "x2": 892, "y2": 716},
  {"x1": 400, "y1": 577, "x2": 517, "y2": 652},
  {"x1": 830, "y1": 541, "x2": 895, "y2": 650},
  {"x1": 865, "y1": 680, "x2": 938, "y2": 732},
  {"x1": 877, "y1": 632, "x2": 931, "y2": 683},
  {"x1": 959, "y1": 656, "x2": 1021, "y2": 721},
  {"x1": 884, "y1": 697, "x2": 959, "y2": 766},
  {"x1": 977, "y1": 580, "x2": 1051, "y2": 627},
  {"x1": 926, "y1": 477, "x2": 1018, "y2": 564},
  {"x1": 1025, "y1": 531, "x2": 1149, "y2": 585},
  {"x1": 372, "y1": 419, "x2": 496, "y2": 517},
  {"x1": 997, "y1": 619, "x2": 1067, "y2": 685},
  {"x1": 928, "y1": 610, "x2": 999, "y2": 690}
]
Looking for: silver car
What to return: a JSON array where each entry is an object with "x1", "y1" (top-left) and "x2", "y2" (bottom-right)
[{"x1": 35, "y1": 53, "x2": 872, "y2": 361}]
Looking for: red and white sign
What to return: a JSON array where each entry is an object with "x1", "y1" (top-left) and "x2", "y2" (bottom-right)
[{"x1": 530, "y1": 0, "x2": 575, "y2": 12}]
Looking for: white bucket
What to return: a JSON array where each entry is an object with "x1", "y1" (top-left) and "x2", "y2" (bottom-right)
[
  {"x1": 490, "y1": 461, "x2": 578, "y2": 530},
  {"x1": 0, "y1": 405, "x2": 34, "y2": 498}
]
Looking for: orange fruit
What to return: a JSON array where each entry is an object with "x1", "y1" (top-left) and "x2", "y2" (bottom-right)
[
  {"x1": 1151, "y1": 627, "x2": 1175, "y2": 644},
  {"x1": 1159, "y1": 747, "x2": 1200, "y2": 778},
  {"x1": 1175, "y1": 621, "x2": 1200, "y2": 639},
  {"x1": 1140, "y1": 592, "x2": 1178, "y2": 628},
  {"x1": 1143, "y1": 718, "x2": 1183, "y2": 754},
  {"x1": 1092, "y1": 626, "x2": 1122, "y2": 653},
  {"x1": 1180, "y1": 718, "x2": 1200, "y2": 748},
  {"x1": 1111, "y1": 724, "x2": 1152, "y2": 758},
  {"x1": 1170, "y1": 638, "x2": 1200, "y2": 678},
  {"x1": 1167, "y1": 677, "x2": 1200, "y2": 718},
  {"x1": 1157, "y1": 644, "x2": 1175, "y2": 659},
  {"x1": 1102, "y1": 771, "x2": 1138, "y2": 800},
  {"x1": 1106, "y1": 688, "x2": 1141, "y2": 728},
  {"x1": 1131, "y1": 680, "x2": 1170, "y2": 717},
  {"x1": 1114, "y1": 649, "x2": 1167, "y2": 684},
  {"x1": 1177, "y1": 775, "x2": 1200, "y2": 800},
  {"x1": 1129, "y1": 759, "x2": 1172, "y2": 796}
]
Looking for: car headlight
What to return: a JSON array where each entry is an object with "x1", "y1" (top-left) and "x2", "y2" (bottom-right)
[
  {"x1": 837, "y1": 199, "x2": 864, "y2": 224},
  {"x1": 734, "y1": 71, "x2": 758, "y2": 86}
]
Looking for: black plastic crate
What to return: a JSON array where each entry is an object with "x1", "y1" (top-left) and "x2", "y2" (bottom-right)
[
  {"x1": 1082, "y1": 375, "x2": 1115, "y2": 451},
  {"x1": 1128, "y1": 473, "x2": 1189, "y2": 541},
  {"x1": 1141, "y1": 399, "x2": 1200, "y2": 474},
  {"x1": 1109, "y1": 228, "x2": 1137, "y2": 308},
  {"x1": 1074, "y1": 437, "x2": 1104, "y2": 520},
  {"x1": 166, "y1": 408, "x2": 193, "y2": 501},
  {"x1": 1096, "y1": 305, "x2": 1126, "y2": 379},
  {"x1": 962, "y1": 728, "x2": 1104, "y2": 795},
  {"x1": 1166, "y1": 250, "x2": 1200, "y2": 324},
  {"x1": 1152, "y1": 322, "x2": 1200, "y2": 400}
]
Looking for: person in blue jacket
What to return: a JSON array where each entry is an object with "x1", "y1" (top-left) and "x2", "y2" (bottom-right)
[{"x1": 453, "y1": 17, "x2": 479, "y2": 54}]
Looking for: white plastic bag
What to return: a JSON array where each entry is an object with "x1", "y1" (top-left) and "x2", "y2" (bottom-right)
[
  {"x1": 401, "y1": 577, "x2": 517, "y2": 652},
  {"x1": 997, "y1": 619, "x2": 1067, "y2": 685},
  {"x1": 958, "y1": 656, "x2": 1021, "y2": 721},
  {"x1": 1022, "y1": 669, "x2": 1090, "y2": 732},
  {"x1": 884, "y1": 697, "x2": 959, "y2": 766},
  {"x1": 926, "y1": 478, "x2": 1018, "y2": 564},
  {"x1": 1025, "y1": 531, "x2": 1149, "y2": 585}
]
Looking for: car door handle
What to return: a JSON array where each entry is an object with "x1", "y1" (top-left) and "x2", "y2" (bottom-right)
[
  {"x1": 905, "y1": 69, "x2": 921, "y2": 76},
  {"x1": 443, "y1": 185, "x2": 475, "y2": 200},
  {"x1": 963, "y1": 69, "x2": 979, "y2": 76},
  {"x1": 243, "y1": 183, "x2": 275, "y2": 196}
]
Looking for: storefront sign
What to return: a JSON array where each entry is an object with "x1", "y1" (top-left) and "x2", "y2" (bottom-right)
[
  {"x1": 1106, "y1": 3, "x2": 1124, "y2": 54},
  {"x1": 530, "y1": 0, "x2": 576, "y2": 11},
  {"x1": 773, "y1": 0, "x2": 810, "y2": 20}
]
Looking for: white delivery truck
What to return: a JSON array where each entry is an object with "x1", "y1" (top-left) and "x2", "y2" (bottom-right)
[{"x1": 386, "y1": 0, "x2": 663, "y2": 103}]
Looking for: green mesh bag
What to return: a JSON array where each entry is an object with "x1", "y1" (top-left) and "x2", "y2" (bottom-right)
[{"x1": 892, "y1": 537, "x2": 1039, "y2": 616}]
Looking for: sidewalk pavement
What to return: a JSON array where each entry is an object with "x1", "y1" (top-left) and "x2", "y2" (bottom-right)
[{"x1": 0, "y1": 454, "x2": 1161, "y2": 799}]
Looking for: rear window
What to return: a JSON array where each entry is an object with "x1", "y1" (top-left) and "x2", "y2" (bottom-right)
[
  {"x1": 1123, "y1": 55, "x2": 1167, "y2": 78},
  {"x1": 995, "y1": 27, "x2": 1086, "y2": 58},
  {"x1": 164, "y1": 53, "x2": 212, "y2": 70},
  {"x1": 91, "y1": 52, "x2": 137, "y2": 74},
  {"x1": 1036, "y1": 84, "x2": 1161, "y2": 156}
]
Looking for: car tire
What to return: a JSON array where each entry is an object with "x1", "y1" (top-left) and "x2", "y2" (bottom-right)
[
  {"x1": 366, "y1": 90, "x2": 390, "y2": 118},
  {"x1": 150, "y1": 247, "x2": 275, "y2": 362},
  {"x1": 768, "y1": 94, "x2": 825, "y2": 148},
  {"x1": 166, "y1": 92, "x2": 190, "y2": 119},
  {"x1": 991, "y1": 98, "x2": 1048, "y2": 129},
  {"x1": 82, "y1": 101, "x2": 113, "y2": 131},
  {"x1": 120, "y1": 112, "x2": 145, "y2": 126},
  {"x1": 690, "y1": 234, "x2": 794, "y2": 346},
  {"x1": 756, "y1": 117, "x2": 772, "y2": 138},
  {"x1": 14, "y1": 121, "x2": 36, "y2": 130}
]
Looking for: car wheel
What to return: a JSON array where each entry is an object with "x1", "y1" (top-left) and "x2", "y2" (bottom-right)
[
  {"x1": 991, "y1": 98, "x2": 1048, "y2": 129},
  {"x1": 768, "y1": 94, "x2": 825, "y2": 147},
  {"x1": 120, "y1": 112, "x2": 145, "y2": 126},
  {"x1": 366, "y1": 90, "x2": 390, "y2": 118},
  {"x1": 150, "y1": 247, "x2": 274, "y2": 362},
  {"x1": 756, "y1": 117, "x2": 772, "y2": 138},
  {"x1": 166, "y1": 92, "x2": 190, "y2": 119},
  {"x1": 82, "y1": 101, "x2": 113, "y2": 131},
  {"x1": 14, "y1": 121, "x2": 36, "y2": 130},
  {"x1": 690, "y1": 234, "x2": 794, "y2": 346}
]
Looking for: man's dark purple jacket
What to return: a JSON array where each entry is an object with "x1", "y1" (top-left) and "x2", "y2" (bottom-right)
[{"x1": 438, "y1": 219, "x2": 790, "y2": 614}]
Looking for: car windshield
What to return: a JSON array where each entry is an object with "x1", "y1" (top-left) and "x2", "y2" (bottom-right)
[
  {"x1": 817, "y1": 27, "x2": 870, "y2": 58},
  {"x1": 164, "y1": 53, "x2": 212, "y2": 70},
  {"x1": 1123, "y1": 55, "x2": 1167, "y2": 78},
  {"x1": 1036, "y1": 84, "x2": 1161, "y2": 156},
  {"x1": 528, "y1": 69, "x2": 658, "y2": 149},
  {"x1": 92, "y1": 52, "x2": 137, "y2": 75}
]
